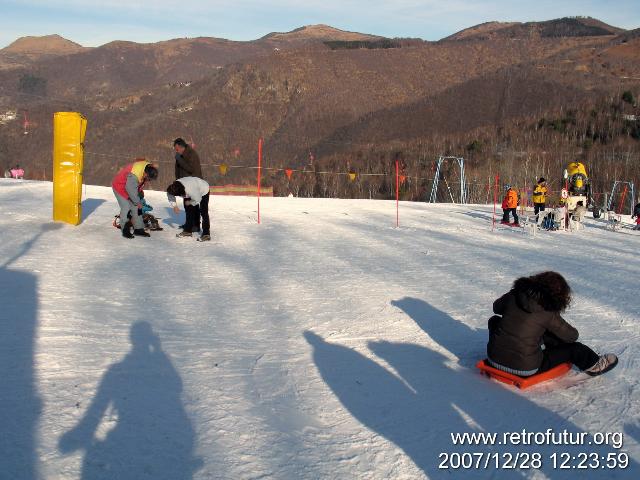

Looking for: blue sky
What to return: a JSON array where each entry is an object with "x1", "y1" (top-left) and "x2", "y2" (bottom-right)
[{"x1": 1, "y1": 0, "x2": 639, "y2": 48}]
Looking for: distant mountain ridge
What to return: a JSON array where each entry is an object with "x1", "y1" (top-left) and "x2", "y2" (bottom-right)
[
  {"x1": 2, "y1": 34, "x2": 86, "y2": 55},
  {"x1": 443, "y1": 17, "x2": 624, "y2": 41},
  {"x1": 1, "y1": 25, "x2": 379, "y2": 53},
  {"x1": 261, "y1": 24, "x2": 381, "y2": 41},
  {"x1": 0, "y1": 24, "x2": 382, "y2": 75},
  {"x1": 0, "y1": 17, "x2": 629, "y2": 54}
]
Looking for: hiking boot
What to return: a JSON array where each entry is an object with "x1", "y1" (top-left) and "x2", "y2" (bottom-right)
[
  {"x1": 176, "y1": 231, "x2": 192, "y2": 238},
  {"x1": 134, "y1": 228, "x2": 150, "y2": 237},
  {"x1": 199, "y1": 234, "x2": 211, "y2": 242},
  {"x1": 500, "y1": 220, "x2": 510, "y2": 225},
  {"x1": 511, "y1": 222, "x2": 520, "y2": 227},
  {"x1": 585, "y1": 354, "x2": 618, "y2": 376}
]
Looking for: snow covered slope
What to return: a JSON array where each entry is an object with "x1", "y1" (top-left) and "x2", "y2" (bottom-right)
[{"x1": 1, "y1": 179, "x2": 639, "y2": 479}]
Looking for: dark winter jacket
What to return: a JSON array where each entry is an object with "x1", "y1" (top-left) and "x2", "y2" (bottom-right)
[
  {"x1": 634, "y1": 202, "x2": 640, "y2": 218},
  {"x1": 487, "y1": 289, "x2": 578, "y2": 372},
  {"x1": 175, "y1": 145, "x2": 202, "y2": 179}
]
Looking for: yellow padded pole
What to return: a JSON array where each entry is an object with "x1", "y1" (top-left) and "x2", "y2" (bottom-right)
[{"x1": 52, "y1": 112, "x2": 87, "y2": 225}]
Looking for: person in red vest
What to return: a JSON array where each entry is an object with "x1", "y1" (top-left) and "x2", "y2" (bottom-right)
[{"x1": 112, "y1": 159, "x2": 158, "y2": 238}]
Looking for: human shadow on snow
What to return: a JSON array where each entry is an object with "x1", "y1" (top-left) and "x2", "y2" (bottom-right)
[
  {"x1": 0, "y1": 223, "x2": 63, "y2": 479},
  {"x1": 0, "y1": 268, "x2": 40, "y2": 479},
  {"x1": 58, "y1": 322, "x2": 201, "y2": 480},
  {"x1": 305, "y1": 297, "x2": 637, "y2": 479},
  {"x1": 458, "y1": 210, "x2": 497, "y2": 222}
]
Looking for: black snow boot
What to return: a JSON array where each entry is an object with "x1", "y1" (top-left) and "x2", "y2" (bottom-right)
[
  {"x1": 122, "y1": 221, "x2": 134, "y2": 239},
  {"x1": 134, "y1": 228, "x2": 150, "y2": 237}
]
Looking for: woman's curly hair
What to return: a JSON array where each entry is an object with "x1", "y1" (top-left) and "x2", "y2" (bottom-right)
[{"x1": 513, "y1": 271, "x2": 572, "y2": 312}]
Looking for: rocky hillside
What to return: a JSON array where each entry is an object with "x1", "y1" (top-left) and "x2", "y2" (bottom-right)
[{"x1": 0, "y1": 18, "x2": 639, "y2": 201}]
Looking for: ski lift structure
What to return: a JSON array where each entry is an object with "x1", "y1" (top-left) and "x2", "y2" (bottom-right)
[
  {"x1": 607, "y1": 181, "x2": 635, "y2": 215},
  {"x1": 429, "y1": 156, "x2": 467, "y2": 203}
]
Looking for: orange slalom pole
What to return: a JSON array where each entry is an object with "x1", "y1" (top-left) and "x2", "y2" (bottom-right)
[{"x1": 617, "y1": 184, "x2": 628, "y2": 215}]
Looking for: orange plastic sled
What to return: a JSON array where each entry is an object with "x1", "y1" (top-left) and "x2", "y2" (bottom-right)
[{"x1": 476, "y1": 359, "x2": 572, "y2": 389}]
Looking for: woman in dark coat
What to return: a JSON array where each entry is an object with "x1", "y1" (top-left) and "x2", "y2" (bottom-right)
[
  {"x1": 487, "y1": 271, "x2": 617, "y2": 377},
  {"x1": 173, "y1": 138, "x2": 203, "y2": 232}
]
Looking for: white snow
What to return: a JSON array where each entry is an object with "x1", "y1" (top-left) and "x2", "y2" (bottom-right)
[{"x1": 1, "y1": 179, "x2": 639, "y2": 479}]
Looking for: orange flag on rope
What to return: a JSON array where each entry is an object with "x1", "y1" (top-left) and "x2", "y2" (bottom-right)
[
  {"x1": 219, "y1": 164, "x2": 228, "y2": 175},
  {"x1": 285, "y1": 169, "x2": 293, "y2": 180},
  {"x1": 400, "y1": 175, "x2": 407, "y2": 185}
]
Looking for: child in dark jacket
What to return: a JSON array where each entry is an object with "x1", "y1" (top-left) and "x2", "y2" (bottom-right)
[
  {"x1": 487, "y1": 272, "x2": 617, "y2": 377},
  {"x1": 632, "y1": 202, "x2": 640, "y2": 230}
]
